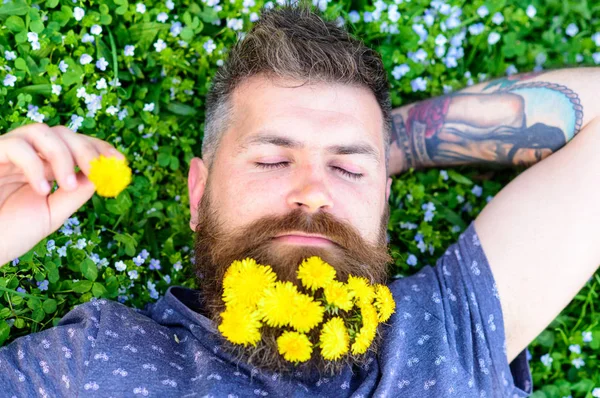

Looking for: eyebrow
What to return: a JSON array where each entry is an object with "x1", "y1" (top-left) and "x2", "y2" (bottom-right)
[{"x1": 238, "y1": 131, "x2": 381, "y2": 165}]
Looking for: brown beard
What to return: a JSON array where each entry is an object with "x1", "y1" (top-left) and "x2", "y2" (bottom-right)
[{"x1": 193, "y1": 177, "x2": 393, "y2": 378}]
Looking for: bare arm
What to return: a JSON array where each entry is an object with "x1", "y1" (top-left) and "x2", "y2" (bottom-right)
[
  {"x1": 389, "y1": 67, "x2": 600, "y2": 363},
  {"x1": 389, "y1": 68, "x2": 600, "y2": 175}
]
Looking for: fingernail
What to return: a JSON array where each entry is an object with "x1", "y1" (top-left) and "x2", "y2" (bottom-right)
[
  {"x1": 110, "y1": 149, "x2": 124, "y2": 159},
  {"x1": 67, "y1": 174, "x2": 77, "y2": 189}
]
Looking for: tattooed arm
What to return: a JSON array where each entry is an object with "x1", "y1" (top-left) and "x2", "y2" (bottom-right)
[
  {"x1": 389, "y1": 68, "x2": 599, "y2": 175},
  {"x1": 397, "y1": 67, "x2": 600, "y2": 365}
]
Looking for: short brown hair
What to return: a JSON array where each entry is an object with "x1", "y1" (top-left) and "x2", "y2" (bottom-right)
[{"x1": 202, "y1": 0, "x2": 392, "y2": 173}]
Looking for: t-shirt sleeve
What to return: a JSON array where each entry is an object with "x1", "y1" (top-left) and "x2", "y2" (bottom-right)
[
  {"x1": 0, "y1": 300, "x2": 101, "y2": 396},
  {"x1": 401, "y1": 221, "x2": 533, "y2": 395}
]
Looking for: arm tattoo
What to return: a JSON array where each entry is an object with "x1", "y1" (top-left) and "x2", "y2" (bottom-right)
[
  {"x1": 390, "y1": 111, "x2": 416, "y2": 170},
  {"x1": 399, "y1": 72, "x2": 584, "y2": 168}
]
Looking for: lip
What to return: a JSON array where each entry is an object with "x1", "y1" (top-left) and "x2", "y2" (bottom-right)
[{"x1": 273, "y1": 233, "x2": 336, "y2": 247}]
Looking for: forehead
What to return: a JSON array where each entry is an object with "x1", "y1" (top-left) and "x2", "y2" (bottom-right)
[{"x1": 226, "y1": 75, "x2": 385, "y2": 154}]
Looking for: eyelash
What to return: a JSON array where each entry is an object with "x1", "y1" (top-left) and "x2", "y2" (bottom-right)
[{"x1": 255, "y1": 162, "x2": 364, "y2": 180}]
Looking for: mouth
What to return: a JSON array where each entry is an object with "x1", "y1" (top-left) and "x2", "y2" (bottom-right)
[{"x1": 272, "y1": 233, "x2": 337, "y2": 247}]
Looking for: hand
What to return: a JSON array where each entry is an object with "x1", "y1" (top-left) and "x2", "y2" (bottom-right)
[{"x1": 0, "y1": 123, "x2": 125, "y2": 266}]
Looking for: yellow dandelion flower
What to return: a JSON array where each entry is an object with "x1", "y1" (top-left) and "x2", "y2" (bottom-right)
[
  {"x1": 373, "y1": 284, "x2": 396, "y2": 322},
  {"x1": 88, "y1": 154, "x2": 132, "y2": 198},
  {"x1": 222, "y1": 258, "x2": 277, "y2": 309},
  {"x1": 319, "y1": 317, "x2": 349, "y2": 360},
  {"x1": 277, "y1": 331, "x2": 313, "y2": 363},
  {"x1": 297, "y1": 256, "x2": 336, "y2": 291},
  {"x1": 218, "y1": 305, "x2": 262, "y2": 347},
  {"x1": 351, "y1": 303, "x2": 378, "y2": 355},
  {"x1": 323, "y1": 281, "x2": 354, "y2": 311},
  {"x1": 257, "y1": 281, "x2": 298, "y2": 327},
  {"x1": 346, "y1": 275, "x2": 375, "y2": 308},
  {"x1": 289, "y1": 293, "x2": 325, "y2": 333}
]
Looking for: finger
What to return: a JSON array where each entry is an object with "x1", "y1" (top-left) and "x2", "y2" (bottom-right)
[
  {"x1": 52, "y1": 126, "x2": 126, "y2": 173},
  {"x1": 47, "y1": 170, "x2": 96, "y2": 233},
  {"x1": 50, "y1": 126, "x2": 102, "y2": 176},
  {"x1": 21, "y1": 124, "x2": 78, "y2": 192},
  {"x1": 0, "y1": 137, "x2": 53, "y2": 196}
]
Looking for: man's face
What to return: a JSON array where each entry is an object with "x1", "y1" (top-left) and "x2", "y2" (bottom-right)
[{"x1": 187, "y1": 74, "x2": 393, "y2": 375}]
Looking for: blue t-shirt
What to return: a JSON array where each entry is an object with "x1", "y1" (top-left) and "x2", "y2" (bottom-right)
[{"x1": 0, "y1": 222, "x2": 533, "y2": 397}]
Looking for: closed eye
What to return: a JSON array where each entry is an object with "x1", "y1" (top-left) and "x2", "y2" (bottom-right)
[{"x1": 254, "y1": 162, "x2": 364, "y2": 180}]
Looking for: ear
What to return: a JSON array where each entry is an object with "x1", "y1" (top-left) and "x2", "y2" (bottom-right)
[
  {"x1": 386, "y1": 176, "x2": 392, "y2": 203},
  {"x1": 188, "y1": 157, "x2": 209, "y2": 231}
]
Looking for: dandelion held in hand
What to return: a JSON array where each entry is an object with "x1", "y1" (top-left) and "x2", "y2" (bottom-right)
[
  {"x1": 217, "y1": 255, "x2": 396, "y2": 366},
  {"x1": 88, "y1": 154, "x2": 132, "y2": 198}
]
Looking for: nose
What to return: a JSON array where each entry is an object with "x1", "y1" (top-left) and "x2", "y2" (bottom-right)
[{"x1": 286, "y1": 164, "x2": 334, "y2": 214}]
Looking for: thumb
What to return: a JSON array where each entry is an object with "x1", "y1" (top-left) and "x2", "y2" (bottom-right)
[{"x1": 47, "y1": 171, "x2": 96, "y2": 233}]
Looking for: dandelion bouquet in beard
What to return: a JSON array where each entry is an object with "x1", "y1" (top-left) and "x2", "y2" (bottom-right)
[{"x1": 217, "y1": 256, "x2": 395, "y2": 364}]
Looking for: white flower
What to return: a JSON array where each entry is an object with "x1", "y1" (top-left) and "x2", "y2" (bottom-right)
[
  {"x1": 31, "y1": 41, "x2": 41, "y2": 51},
  {"x1": 250, "y1": 12, "x2": 259, "y2": 22},
  {"x1": 166, "y1": 0, "x2": 174, "y2": 10},
  {"x1": 408, "y1": 48, "x2": 428, "y2": 63},
  {"x1": 52, "y1": 84, "x2": 62, "y2": 95},
  {"x1": 566, "y1": 23, "x2": 579, "y2": 37},
  {"x1": 82, "y1": 33, "x2": 95, "y2": 44},
  {"x1": 227, "y1": 18, "x2": 243, "y2": 31},
  {"x1": 412, "y1": 23, "x2": 428, "y2": 42},
  {"x1": 74, "y1": 6, "x2": 85, "y2": 21},
  {"x1": 526, "y1": 5, "x2": 536, "y2": 18},
  {"x1": 154, "y1": 39, "x2": 167, "y2": 52},
  {"x1": 115, "y1": 261, "x2": 127, "y2": 271},
  {"x1": 540, "y1": 353, "x2": 553, "y2": 367},
  {"x1": 27, "y1": 32, "x2": 39, "y2": 43},
  {"x1": 592, "y1": 32, "x2": 600, "y2": 47},
  {"x1": 492, "y1": 12, "x2": 504, "y2": 25},
  {"x1": 535, "y1": 53, "x2": 547, "y2": 65},
  {"x1": 505, "y1": 64, "x2": 518, "y2": 76},
  {"x1": 173, "y1": 261, "x2": 182, "y2": 271},
  {"x1": 136, "y1": 3, "x2": 146, "y2": 13},
  {"x1": 434, "y1": 34, "x2": 447, "y2": 47},
  {"x1": 96, "y1": 57, "x2": 109, "y2": 71},
  {"x1": 388, "y1": 5, "x2": 400, "y2": 22},
  {"x1": 571, "y1": 357, "x2": 585, "y2": 369},
  {"x1": 391, "y1": 64, "x2": 410, "y2": 80},
  {"x1": 170, "y1": 21, "x2": 182, "y2": 37},
  {"x1": 3, "y1": 74, "x2": 17, "y2": 87},
  {"x1": 569, "y1": 344, "x2": 581, "y2": 354},
  {"x1": 406, "y1": 254, "x2": 417, "y2": 266},
  {"x1": 411, "y1": 77, "x2": 427, "y2": 92},
  {"x1": 68, "y1": 115, "x2": 84, "y2": 132},
  {"x1": 576, "y1": 53, "x2": 583, "y2": 63},
  {"x1": 124, "y1": 45, "x2": 135, "y2": 57},
  {"x1": 468, "y1": 23, "x2": 484, "y2": 36},
  {"x1": 96, "y1": 78, "x2": 107, "y2": 90},
  {"x1": 443, "y1": 85, "x2": 453, "y2": 94},
  {"x1": 109, "y1": 78, "x2": 122, "y2": 87},
  {"x1": 117, "y1": 108, "x2": 129, "y2": 121},
  {"x1": 583, "y1": 331, "x2": 593, "y2": 343},
  {"x1": 203, "y1": 39, "x2": 216, "y2": 54},
  {"x1": 4, "y1": 50, "x2": 16, "y2": 61},
  {"x1": 488, "y1": 32, "x2": 501, "y2": 45},
  {"x1": 26, "y1": 104, "x2": 45, "y2": 123},
  {"x1": 106, "y1": 106, "x2": 119, "y2": 116},
  {"x1": 76, "y1": 87, "x2": 87, "y2": 98},
  {"x1": 593, "y1": 52, "x2": 600, "y2": 65},
  {"x1": 592, "y1": 387, "x2": 600, "y2": 398},
  {"x1": 348, "y1": 10, "x2": 360, "y2": 23},
  {"x1": 157, "y1": 12, "x2": 169, "y2": 23},
  {"x1": 91, "y1": 24, "x2": 102, "y2": 35},
  {"x1": 80, "y1": 54, "x2": 93, "y2": 65},
  {"x1": 128, "y1": 270, "x2": 139, "y2": 280},
  {"x1": 58, "y1": 60, "x2": 69, "y2": 73},
  {"x1": 476, "y1": 5, "x2": 489, "y2": 18},
  {"x1": 143, "y1": 102, "x2": 155, "y2": 112}
]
